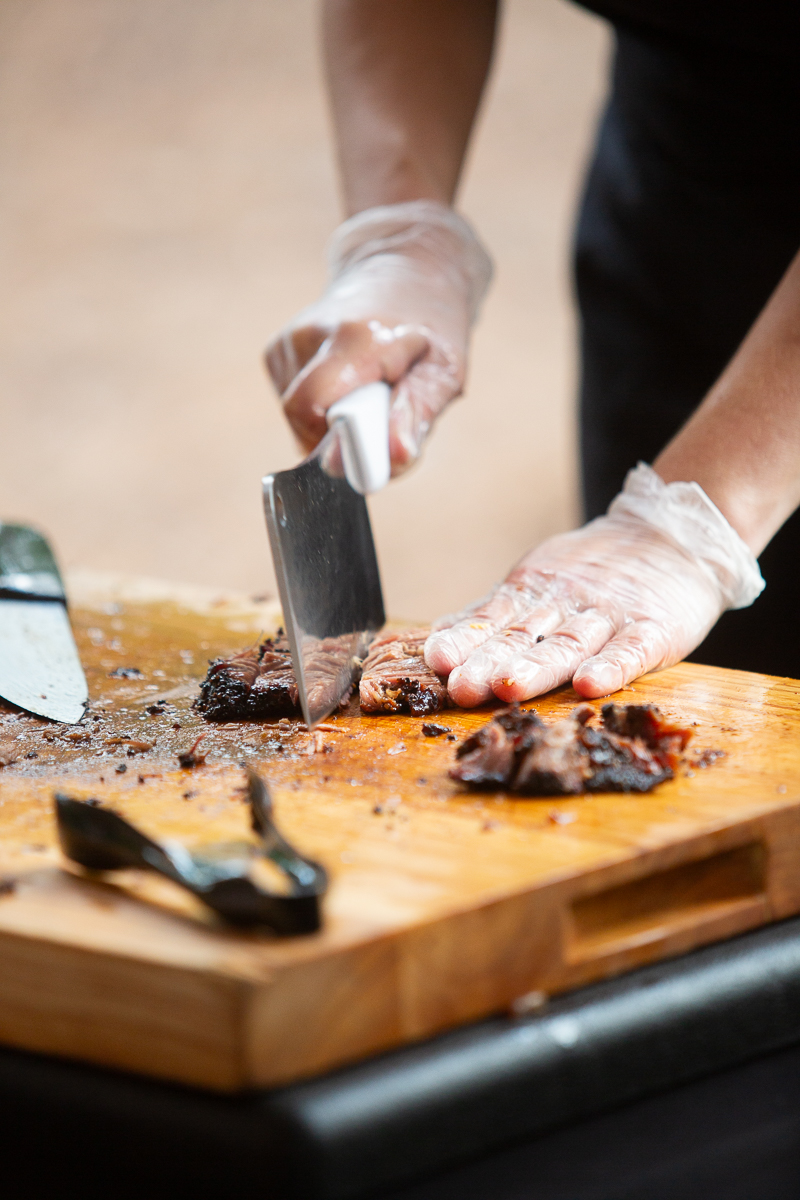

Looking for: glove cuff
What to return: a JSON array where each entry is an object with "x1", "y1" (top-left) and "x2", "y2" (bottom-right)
[
  {"x1": 327, "y1": 200, "x2": 493, "y2": 324},
  {"x1": 609, "y1": 463, "x2": 765, "y2": 610}
]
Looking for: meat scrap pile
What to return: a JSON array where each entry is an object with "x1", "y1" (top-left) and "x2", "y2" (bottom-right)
[
  {"x1": 359, "y1": 629, "x2": 447, "y2": 716},
  {"x1": 450, "y1": 703, "x2": 693, "y2": 795},
  {"x1": 196, "y1": 628, "x2": 446, "y2": 722}
]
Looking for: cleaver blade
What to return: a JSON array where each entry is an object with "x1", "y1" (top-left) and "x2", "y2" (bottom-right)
[
  {"x1": 262, "y1": 383, "x2": 389, "y2": 728},
  {"x1": 0, "y1": 524, "x2": 88, "y2": 724}
]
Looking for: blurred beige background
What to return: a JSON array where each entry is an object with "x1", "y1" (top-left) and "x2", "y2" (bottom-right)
[{"x1": 0, "y1": 0, "x2": 609, "y2": 621}]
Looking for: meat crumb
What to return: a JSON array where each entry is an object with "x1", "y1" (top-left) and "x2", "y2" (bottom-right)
[
  {"x1": 687, "y1": 748, "x2": 725, "y2": 769},
  {"x1": 422, "y1": 722, "x2": 451, "y2": 738},
  {"x1": 104, "y1": 738, "x2": 154, "y2": 753},
  {"x1": 305, "y1": 732, "x2": 330, "y2": 755},
  {"x1": 0, "y1": 743, "x2": 18, "y2": 767},
  {"x1": 178, "y1": 734, "x2": 208, "y2": 769},
  {"x1": 373, "y1": 795, "x2": 402, "y2": 815}
]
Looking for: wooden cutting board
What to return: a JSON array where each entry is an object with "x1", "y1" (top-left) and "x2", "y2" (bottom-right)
[{"x1": 1, "y1": 575, "x2": 799, "y2": 1091}]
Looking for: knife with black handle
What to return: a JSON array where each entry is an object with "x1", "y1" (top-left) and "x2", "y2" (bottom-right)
[{"x1": 0, "y1": 523, "x2": 88, "y2": 724}]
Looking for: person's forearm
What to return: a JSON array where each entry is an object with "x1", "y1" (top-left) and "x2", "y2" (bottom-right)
[
  {"x1": 655, "y1": 247, "x2": 800, "y2": 555},
  {"x1": 322, "y1": 0, "x2": 499, "y2": 215}
]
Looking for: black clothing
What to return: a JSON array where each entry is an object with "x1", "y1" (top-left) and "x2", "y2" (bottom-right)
[
  {"x1": 574, "y1": 21, "x2": 800, "y2": 676},
  {"x1": 576, "y1": 1, "x2": 799, "y2": 63}
]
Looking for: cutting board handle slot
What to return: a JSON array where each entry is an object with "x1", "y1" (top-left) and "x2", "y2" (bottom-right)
[{"x1": 567, "y1": 842, "x2": 767, "y2": 964}]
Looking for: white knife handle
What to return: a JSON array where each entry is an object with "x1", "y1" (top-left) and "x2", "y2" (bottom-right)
[{"x1": 326, "y1": 381, "x2": 391, "y2": 495}]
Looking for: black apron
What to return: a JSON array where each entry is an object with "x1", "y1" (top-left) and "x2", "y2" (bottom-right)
[{"x1": 572, "y1": 7, "x2": 800, "y2": 676}]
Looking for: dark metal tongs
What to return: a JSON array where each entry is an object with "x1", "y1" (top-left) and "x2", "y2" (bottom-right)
[{"x1": 55, "y1": 768, "x2": 327, "y2": 933}]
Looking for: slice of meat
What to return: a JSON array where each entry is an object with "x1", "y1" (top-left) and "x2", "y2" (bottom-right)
[
  {"x1": 359, "y1": 629, "x2": 448, "y2": 717},
  {"x1": 196, "y1": 632, "x2": 362, "y2": 723},
  {"x1": 195, "y1": 636, "x2": 299, "y2": 721},
  {"x1": 198, "y1": 627, "x2": 451, "y2": 722},
  {"x1": 451, "y1": 703, "x2": 694, "y2": 795},
  {"x1": 302, "y1": 633, "x2": 360, "y2": 715}
]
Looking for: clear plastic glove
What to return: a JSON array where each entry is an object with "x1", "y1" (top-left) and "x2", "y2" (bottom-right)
[
  {"x1": 265, "y1": 200, "x2": 493, "y2": 474},
  {"x1": 425, "y1": 465, "x2": 765, "y2": 706}
]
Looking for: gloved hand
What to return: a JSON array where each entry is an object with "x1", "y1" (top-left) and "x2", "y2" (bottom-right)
[
  {"x1": 266, "y1": 200, "x2": 493, "y2": 474},
  {"x1": 425, "y1": 464, "x2": 765, "y2": 705}
]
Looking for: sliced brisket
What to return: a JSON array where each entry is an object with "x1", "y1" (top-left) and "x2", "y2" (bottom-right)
[
  {"x1": 195, "y1": 636, "x2": 299, "y2": 721},
  {"x1": 197, "y1": 627, "x2": 451, "y2": 722},
  {"x1": 359, "y1": 629, "x2": 448, "y2": 717},
  {"x1": 302, "y1": 633, "x2": 360, "y2": 715}
]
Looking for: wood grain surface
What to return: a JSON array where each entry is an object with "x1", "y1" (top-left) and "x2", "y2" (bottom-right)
[{"x1": 1, "y1": 582, "x2": 799, "y2": 1090}]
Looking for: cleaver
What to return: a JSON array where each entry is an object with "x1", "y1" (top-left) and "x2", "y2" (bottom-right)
[
  {"x1": 0, "y1": 523, "x2": 88, "y2": 724},
  {"x1": 262, "y1": 382, "x2": 389, "y2": 728}
]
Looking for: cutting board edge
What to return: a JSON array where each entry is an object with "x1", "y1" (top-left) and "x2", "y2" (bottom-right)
[
  {"x1": 2, "y1": 801, "x2": 799, "y2": 1090},
  {"x1": 0, "y1": 921, "x2": 260, "y2": 1090},
  {"x1": 0, "y1": 801, "x2": 796, "y2": 1094}
]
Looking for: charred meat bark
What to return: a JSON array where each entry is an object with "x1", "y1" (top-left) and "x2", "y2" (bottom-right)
[
  {"x1": 195, "y1": 633, "x2": 358, "y2": 721},
  {"x1": 195, "y1": 636, "x2": 299, "y2": 721},
  {"x1": 359, "y1": 629, "x2": 448, "y2": 717},
  {"x1": 451, "y1": 703, "x2": 693, "y2": 795}
]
